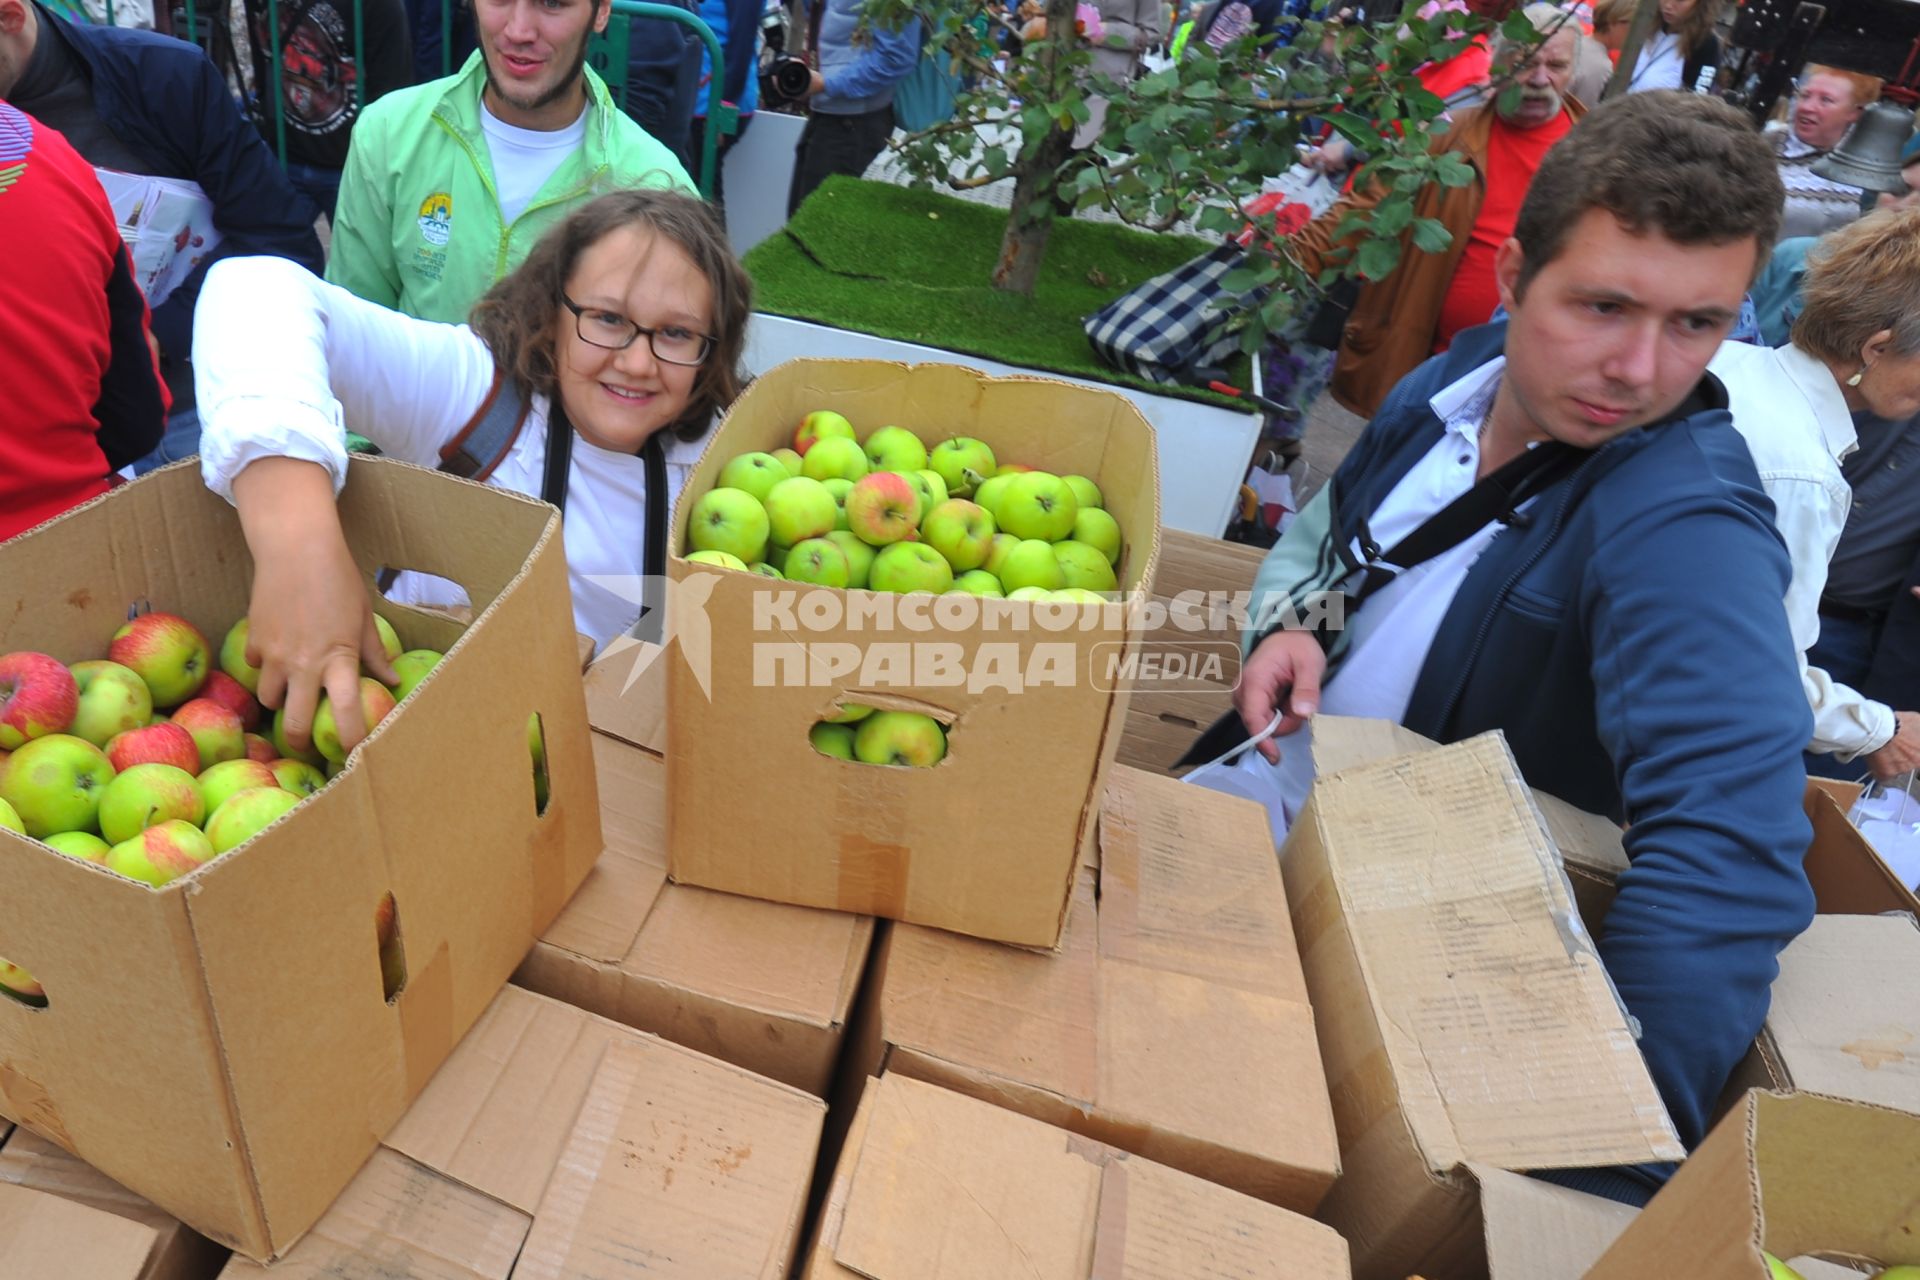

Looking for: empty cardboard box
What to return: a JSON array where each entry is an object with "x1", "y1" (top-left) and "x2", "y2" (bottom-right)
[
  {"x1": 665, "y1": 359, "x2": 1161, "y2": 947},
  {"x1": 220, "y1": 983, "x2": 824, "y2": 1279},
  {"x1": 1474, "y1": 1164, "x2": 1639, "y2": 1279},
  {"x1": 806, "y1": 1073, "x2": 1350, "y2": 1280},
  {"x1": 516, "y1": 724, "x2": 874, "y2": 1095},
  {"x1": 847, "y1": 763, "x2": 1339, "y2": 1214},
  {"x1": 1283, "y1": 732, "x2": 1683, "y2": 1280},
  {"x1": 0, "y1": 457, "x2": 602, "y2": 1259},
  {"x1": 0, "y1": 1127, "x2": 226, "y2": 1280},
  {"x1": 1587, "y1": 1090, "x2": 1920, "y2": 1278},
  {"x1": 0, "y1": 1182, "x2": 168, "y2": 1280}
]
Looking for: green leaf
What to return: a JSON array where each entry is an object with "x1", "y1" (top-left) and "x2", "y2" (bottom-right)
[
  {"x1": 1220, "y1": 266, "x2": 1262, "y2": 293},
  {"x1": 1370, "y1": 198, "x2": 1412, "y2": 237},
  {"x1": 1411, "y1": 218, "x2": 1452, "y2": 254},
  {"x1": 1434, "y1": 152, "x2": 1476, "y2": 188},
  {"x1": 1357, "y1": 237, "x2": 1401, "y2": 282},
  {"x1": 1323, "y1": 111, "x2": 1381, "y2": 153}
]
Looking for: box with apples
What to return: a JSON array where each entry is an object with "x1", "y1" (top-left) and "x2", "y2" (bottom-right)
[
  {"x1": 0, "y1": 457, "x2": 601, "y2": 1261},
  {"x1": 666, "y1": 359, "x2": 1161, "y2": 948}
]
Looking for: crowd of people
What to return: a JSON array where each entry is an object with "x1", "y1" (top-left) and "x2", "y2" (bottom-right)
[{"x1": 4, "y1": 0, "x2": 1920, "y2": 1212}]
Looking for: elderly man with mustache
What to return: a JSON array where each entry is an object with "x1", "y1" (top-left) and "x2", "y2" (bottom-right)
[{"x1": 1285, "y1": 2, "x2": 1583, "y2": 418}]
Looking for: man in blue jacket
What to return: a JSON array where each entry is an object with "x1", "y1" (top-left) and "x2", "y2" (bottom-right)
[
  {"x1": 0, "y1": 0, "x2": 323, "y2": 472},
  {"x1": 1228, "y1": 90, "x2": 1812, "y2": 1201},
  {"x1": 785, "y1": 0, "x2": 919, "y2": 216}
]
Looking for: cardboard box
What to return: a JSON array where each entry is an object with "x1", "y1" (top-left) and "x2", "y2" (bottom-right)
[
  {"x1": 0, "y1": 1127, "x2": 227, "y2": 1280},
  {"x1": 0, "y1": 1182, "x2": 167, "y2": 1280},
  {"x1": 805, "y1": 1073, "x2": 1350, "y2": 1280},
  {"x1": 0, "y1": 458, "x2": 603, "y2": 1259},
  {"x1": 220, "y1": 984, "x2": 824, "y2": 1279},
  {"x1": 665, "y1": 359, "x2": 1161, "y2": 947},
  {"x1": 1587, "y1": 1090, "x2": 1920, "y2": 1278},
  {"x1": 847, "y1": 763, "x2": 1340, "y2": 1214},
  {"x1": 1473, "y1": 1164, "x2": 1639, "y2": 1278},
  {"x1": 1283, "y1": 732, "x2": 1683, "y2": 1280},
  {"x1": 515, "y1": 727, "x2": 875, "y2": 1096},
  {"x1": 1723, "y1": 913, "x2": 1920, "y2": 1115}
]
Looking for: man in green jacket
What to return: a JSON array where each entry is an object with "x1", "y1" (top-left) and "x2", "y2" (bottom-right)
[{"x1": 326, "y1": 0, "x2": 693, "y2": 323}]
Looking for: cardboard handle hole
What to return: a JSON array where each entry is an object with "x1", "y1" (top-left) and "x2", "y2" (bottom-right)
[
  {"x1": 375, "y1": 891, "x2": 406, "y2": 1003},
  {"x1": 0, "y1": 957, "x2": 48, "y2": 1009},
  {"x1": 528, "y1": 712, "x2": 550, "y2": 816},
  {"x1": 809, "y1": 706, "x2": 949, "y2": 768},
  {"x1": 374, "y1": 566, "x2": 473, "y2": 622}
]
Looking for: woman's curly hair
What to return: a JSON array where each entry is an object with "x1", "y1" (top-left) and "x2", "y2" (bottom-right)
[{"x1": 469, "y1": 185, "x2": 752, "y2": 442}]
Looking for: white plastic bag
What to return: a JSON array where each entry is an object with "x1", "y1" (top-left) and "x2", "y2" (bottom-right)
[
  {"x1": 1180, "y1": 711, "x2": 1291, "y2": 847},
  {"x1": 1848, "y1": 778, "x2": 1920, "y2": 891}
]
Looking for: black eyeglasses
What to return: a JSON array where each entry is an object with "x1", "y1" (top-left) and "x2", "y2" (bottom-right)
[{"x1": 561, "y1": 295, "x2": 714, "y2": 366}]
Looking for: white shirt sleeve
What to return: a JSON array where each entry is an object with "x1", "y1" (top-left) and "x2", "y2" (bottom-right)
[
  {"x1": 1764, "y1": 471, "x2": 1897, "y2": 758},
  {"x1": 193, "y1": 256, "x2": 498, "y2": 502}
]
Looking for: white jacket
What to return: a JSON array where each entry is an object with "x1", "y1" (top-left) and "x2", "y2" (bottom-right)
[
  {"x1": 194, "y1": 256, "x2": 709, "y2": 649},
  {"x1": 1710, "y1": 339, "x2": 1891, "y2": 759}
]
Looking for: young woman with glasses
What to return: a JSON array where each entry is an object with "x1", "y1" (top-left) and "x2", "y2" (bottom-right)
[{"x1": 191, "y1": 187, "x2": 752, "y2": 755}]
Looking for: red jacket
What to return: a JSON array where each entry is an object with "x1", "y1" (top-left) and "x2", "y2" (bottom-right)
[{"x1": 0, "y1": 104, "x2": 167, "y2": 542}]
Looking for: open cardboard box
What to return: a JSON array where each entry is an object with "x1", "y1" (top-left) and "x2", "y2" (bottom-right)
[
  {"x1": 844, "y1": 763, "x2": 1340, "y2": 1214},
  {"x1": 0, "y1": 1127, "x2": 226, "y2": 1280},
  {"x1": 219, "y1": 984, "x2": 824, "y2": 1279},
  {"x1": 664, "y1": 359, "x2": 1161, "y2": 948},
  {"x1": 0, "y1": 458, "x2": 602, "y2": 1259},
  {"x1": 1283, "y1": 732, "x2": 1683, "y2": 1280},
  {"x1": 1586, "y1": 1090, "x2": 1920, "y2": 1278},
  {"x1": 806, "y1": 1072, "x2": 1350, "y2": 1280},
  {"x1": 515, "y1": 656, "x2": 875, "y2": 1094}
]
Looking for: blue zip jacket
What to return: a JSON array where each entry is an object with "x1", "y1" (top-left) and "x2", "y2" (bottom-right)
[
  {"x1": 44, "y1": 10, "x2": 323, "y2": 405},
  {"x1": 1251, "y1": 320, "x2": 1816, "y2": 1168}
]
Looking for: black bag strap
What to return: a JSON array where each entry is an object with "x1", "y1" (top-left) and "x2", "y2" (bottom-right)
[
  {"x1": 1347, "y1": 440, "x2": 1582, "y2": 610},
  {"x1": 541, "y1": 399, "x2": 671, "y2": 645},
  {"x1": 440, "y1": 369, "x2": 532, "y2": 482}
]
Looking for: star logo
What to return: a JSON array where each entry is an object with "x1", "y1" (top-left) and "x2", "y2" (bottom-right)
[{"x1": 586, "y1": 570, "x2": 720, "y2": 701}]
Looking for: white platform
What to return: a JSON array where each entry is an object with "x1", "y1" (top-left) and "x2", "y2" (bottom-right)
[{"x1": 743, "y1": 312, "x2": 1262, "y2": 536}]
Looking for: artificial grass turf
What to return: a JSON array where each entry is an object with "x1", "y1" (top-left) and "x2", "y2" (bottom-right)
[{"x1": 744, "y1": 176, "x2": 1250, "y2": 406}]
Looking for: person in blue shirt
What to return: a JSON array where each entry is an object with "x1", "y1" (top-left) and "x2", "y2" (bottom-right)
[
  {"x1": 785, "y1": 0, "x2": 919, "y2": 216},
  {"x1": 688, "y1": 0, "x2": 757, "y2": 207}
]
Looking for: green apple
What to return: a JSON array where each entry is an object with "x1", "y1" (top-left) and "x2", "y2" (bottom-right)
[
  {"x1": 98, "y1": 763, "x2": 205, "y2": 845},
  {"x1": 1764, "y1": 1256, "x2": 1806, "y2": 1280},
  {"x1": 372, "y1": 615, "x2": 404, "y2": 664},
  {"x1": 793, "y1": 410, "x2": 856, "y2": 456},
  {"x1": 0, "y1": 956, "x2": 43, "y2": 1005},
  {"x1": 983, "y1": 533, "x2": 1020, "y2": 578},
  {"x1": 1007, "y1": 586, "x2": 1054, "y2": 602},
  {"x1": 197, "y1": 759, "x2": 280, "y2": 814},
  {"x1": 869, "y1": 542, "x2": 954, "y2": 595},
  {"x1": 824, "y1": 704, "x2": 874, "y2": 724},
  {"x1": 106, "y1": 818, "x2": 218, "y2": 886},
  {"x1": 529, "y1": 712, "x2": 548, "y2": 812},
  {"x1": 771, "y1": 447, "x2": 804, "y2": 476},
  {"x1": 688, "y1": 488, "x2": 770, "y2": 565},
  {"x1": 844, "y1": 472, "x2": 922, "y2": 546},
  {"x1": 68, "y1": 660, "x2": 152, "y2": 747},
  {"x1": 0, "y1": 734, "x2": 115, "y2": 837},
  {"x1": 1052, "y1": 588, "x2": 1111, "y2": 605},
  {"x1": 0, "y1": 651, "x2": 80, "y2": 750},
  {"x1": 749, "y1": 562, "x2": 785, "y2": 579},
  {"x1": 108, "y1": 612, "x2": 211, "y2": 708},
  {"x1": 824, "y1": 532, "x2": 876, "y2": 589},
  {"x1": 170, "y1": 698, "x2": 245, "y2": 771},
  {"x1": 853, "y1": 711, "x2": 947, "y2": 767},
  {"x1": 800, "y1": 436, "x2": 869, "y2": 483},
  {"x1": 971, "y1": 473, "x2": 1014, "y2": 518},
  {"x1": 268, "y1": 707, "x2": 329, "y2": 768},
  {"x1": 896, "y1": 471, "x2": 939, "y2": 521},
  {"x1": 717, "y1": 452, "x2": 789, "y2": 503},
  {"x1": 686, "y1": 550, "x2": 750, "y2": 572},
  {"x1": 43, "y1": 830, "x2": 109, "y2": 862},
  {"x1": 863, "y1": 425, "x2": 928, "y2": 473},
  {"x1": 219, "y1": 618, "x2": 261, "y2": 695},
  {"x1": 313, "y1": 677, "x2": 399, "y2": 763},
  {"x1": 930, "y1": 437, "x2": 995, "y2": 497},
  {"x1": 809, "y1": 722, "x2": 856, "y2": 760},
  {"x1": 994, "y1": 464, "x2": 1034, "y2": 477},
  {"x1": 0, "y1": 796, "x2": 20, "y2": 834},
  {"x1": 269, "y1": 758, "x2": 328, "y2": 797},
  {"x1": 821, "y1": 477, "x2": 855, "y2": 531},
  {"x1": 920, "y1": 499, "x2": 996, "y2": 571},
  {"x1": 783, "y1": 538, "x2": 852, "y2": 588},
  {"x1": 1062, "y1": 475, "x2": 1103, "y2": 510},
  {"x1": 1072, "y1": 508, "x2": 1122, "y2": 564},
  {"x1": 951, "y1": 569, "x2": 1005, "y2": 597},
  {"x1": 915, "y1": 470, "x2": 950, "y2": 506},
  {"x1": 997, "y1": 539, "x2": 1066, "y2": 592},
  {"x1": 389, "y1": 649, "x2": 444, "y2": 701},
  {"x1": 1053, "y1": 540, "x2": 1119, "y2": 592},
  {"x1": 763, "y1": 477, "x2": 839, "y2": 546},
  {"x1": 204, "y1": 786, "x2": 304, "y2": 854},
  {"x1": 994, "y1": 472, "x2": 1079, "y2": 542}
]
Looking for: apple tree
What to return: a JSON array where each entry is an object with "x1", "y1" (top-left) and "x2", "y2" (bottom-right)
[{"x1": 859, "y1": 0, "x2": 1553, "y2": 348}]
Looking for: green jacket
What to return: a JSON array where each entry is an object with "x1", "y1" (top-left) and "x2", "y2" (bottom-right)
[{"x1": 326, "y1": 53, "x2": 694, "y2": 323}]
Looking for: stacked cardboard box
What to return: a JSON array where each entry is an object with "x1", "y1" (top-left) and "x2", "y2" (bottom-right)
[
  {"x1": 0, "y1": 458, "x2": 602, "y2": 1259},
  {"x1": 846, "y1": 762, "x2": 1340, "y2": 1214},
  {"x1": 219, "y1": 984, "x2": 824, "y2": 1278},
  {"x1": 516, "y1": 649, "x2": 875, "y2": 1095},
  {"x1": 807, "y1": 1073, "x2": 1350, "y2": 1279}
]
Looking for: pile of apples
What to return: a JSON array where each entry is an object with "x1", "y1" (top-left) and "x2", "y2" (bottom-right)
[
  {"x1": 685, "y1": 411, "x2": 1124, "y2": 600},
  {"x1": 0, "y1": 610, "x2": 444, "y2": 1004},
  {"x1": 808, "y1": 706, "x2": 946, "y2": 769}
]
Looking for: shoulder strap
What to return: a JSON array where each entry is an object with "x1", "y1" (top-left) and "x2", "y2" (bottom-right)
[
  {"x1": 439, "y1": 369, "x2": 532, "y2": 483},
  {"x1": 632, "y1": 435, "x2": 669, "y2": 645}
]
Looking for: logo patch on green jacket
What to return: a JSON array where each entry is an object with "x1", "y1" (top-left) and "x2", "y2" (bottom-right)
[{"x1": 417, "y1": 192, "x2": 453, "y2": 246}]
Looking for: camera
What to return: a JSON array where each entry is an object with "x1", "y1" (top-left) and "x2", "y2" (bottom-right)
[{"x1": 760, "y1": 52, "x2": 814, "y2": 109}]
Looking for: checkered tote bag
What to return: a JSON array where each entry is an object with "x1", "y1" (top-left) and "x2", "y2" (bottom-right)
[{"x1": 1083, "y1": 244, "x2": 1259, "y2": 385}]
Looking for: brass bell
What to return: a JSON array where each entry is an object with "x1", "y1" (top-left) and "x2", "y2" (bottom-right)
[{"x1": 1813, "y1": 99, "x2": 1917, "y2": 195}]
